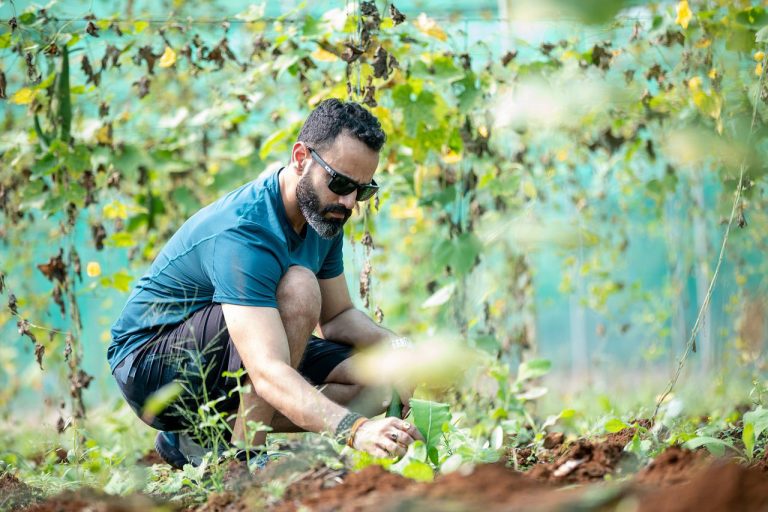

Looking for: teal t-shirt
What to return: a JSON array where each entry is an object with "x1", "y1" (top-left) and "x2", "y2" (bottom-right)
[{"x1": 107, "y1": 169, "x2": 343, "y2": 371}]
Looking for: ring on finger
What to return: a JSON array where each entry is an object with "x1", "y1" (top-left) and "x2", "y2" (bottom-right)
[
  {"x1": 402, "y1": 422, "x2": 411, "y2": 430},
  {"x1": 390, "y1": 432, "x2": 398, "y2": 442}
]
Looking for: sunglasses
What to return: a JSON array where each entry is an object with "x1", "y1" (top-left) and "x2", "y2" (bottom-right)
[{"x1": 307, "y1": 147, "x2": 379, "y2": 202}]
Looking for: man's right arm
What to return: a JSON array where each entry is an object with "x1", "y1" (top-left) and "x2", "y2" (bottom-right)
[{"x1": 221, "y1": 303, "x2": 422, "y2": 456}]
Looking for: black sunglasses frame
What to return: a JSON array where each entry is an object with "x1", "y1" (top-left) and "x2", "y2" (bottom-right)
[{"x1": 306, "y1": 147, "x2": 379, "y2": 202}]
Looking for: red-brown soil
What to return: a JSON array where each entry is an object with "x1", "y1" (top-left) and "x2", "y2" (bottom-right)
[
  {"x1": 13, "y1": 431, "x2": 768, "y2": 512},
  {"x1": 1, "y1": 472, "x2": 42, "y2": 510}
]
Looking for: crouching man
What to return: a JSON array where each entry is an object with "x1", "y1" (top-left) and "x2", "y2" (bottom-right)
[{"x1": 108, "y1": 99, "x2": 421, "y2": 468}]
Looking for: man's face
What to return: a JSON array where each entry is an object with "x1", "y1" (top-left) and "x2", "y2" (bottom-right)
[{"x1": 296, "y1": 134, "x2": 379, "y2": 239}]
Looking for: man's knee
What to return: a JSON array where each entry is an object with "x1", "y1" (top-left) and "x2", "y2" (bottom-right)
[{"x1": 277, "y1": 266, "x2": 321, "y2": 328}]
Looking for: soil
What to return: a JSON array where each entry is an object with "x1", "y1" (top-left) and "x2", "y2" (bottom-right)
[
  {"x1": 13, "y1": 428, "x2": 768, "y2": 512},
  {"x1": 0, "y1": 473, "x2": 42, "y2": 510}
]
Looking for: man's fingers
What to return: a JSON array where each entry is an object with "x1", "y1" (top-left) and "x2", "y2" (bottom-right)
[{"x1": 378, "y1": 439, "x2": 406, "y2": 458}]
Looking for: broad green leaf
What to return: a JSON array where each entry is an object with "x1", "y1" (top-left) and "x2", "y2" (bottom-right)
[
  {"x1": 517, "y1": 358, "x2": 551, "y2": 382},
  {"x1": 409, "y1": 399, "x2": 451, "y2": 460},
  {"x1": 684, "y1": 436, "x2": 734, "y2": 457},
  {"x1": 402, "y1": 460, "x2": 434, "y2": 482},
  {"x1": 743, "y1": 422, "x2": 755, "y2": 460},
  {"x1": 605, "y1": 418, "x2": 630, "y2": 433},
  {"x1": 743, "y1": 406, "x2": 768, "y2": 460}
]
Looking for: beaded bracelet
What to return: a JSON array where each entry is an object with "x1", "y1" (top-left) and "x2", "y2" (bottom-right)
[{"x1": 335, "y1": 411, "x2": 366, "y2": 443}]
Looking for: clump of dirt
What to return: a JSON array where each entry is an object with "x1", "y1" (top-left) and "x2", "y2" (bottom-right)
[
  {"x1": 636, "y1": 462, "x2": 768, "y2": 512},
  {"x1": 526, "y1": 437, "x2": 629, "y2": 483},
  {"x1": 273, "y1": 465, "x2": 413, "y2": 512},
  {"x1": 635, "y1": 446, "x2": 709, "y2": 486},
  {"x1": 136, "y1": 450, "x2": 164, "y2": 466},
  {"x1": 0, "y1": 472, "x2": 42, "y2": 510},
  {"x1": 542, "y1": 431, "x2": 564, "y2": 449},
  {"x1": 604, "y1": 419, "x2": 652, "y2": 447},
  {"x1": 22, "y1": 488, "x2": 173, "y2": 512}
]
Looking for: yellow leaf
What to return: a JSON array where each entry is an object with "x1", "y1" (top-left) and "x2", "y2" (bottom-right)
[
  {"x1": 414, "y1": 13, "x2": 447, "y2": 41},
  {"x1": 708, "y1": 68, "x2": 717, "y2": 80},
  {"x1": 133, "y1": 20, "x2": 148, "y2": 34},
  {"x1": 159, "y1": 46, "x2": 177, "y2": 68},
  {"x1": 756, "y1": 62, "x2": 764, "y2": 77},
  {"x1": 675, "y1": 0, "x2": 692, "y2": 29},
  {"x1": 10, "y1": 87, "x2": 35, "y2": 105},
  {"x1": 755, "y1": 51, "x2": 765, "y2": 62},
  {"x1": 86, "y1": 261, "x2": 102, "y2": 278},
  {"x1": 442, "y1": 150, "x2": 462, "y2": 164},
  {"x1": 103, "y1": 200, "x2": 128, "y2": 220},
  {"x1": 95, "y1": 125, "x2": 112, "y2": 145},
  {"x1": 522, "y1": 180, "x2": 537, "y2": 199},
  {"x1": 311, "y1": 48, "x2": 338, "y2": 62}
]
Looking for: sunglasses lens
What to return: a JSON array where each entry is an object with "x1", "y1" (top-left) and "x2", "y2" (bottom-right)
[
  {"x1": 328, "y1": 176, "x2": 358, "y2": 196},
  {"x1": 357, "y1": 186, "x2": 376, "y2": 201}
]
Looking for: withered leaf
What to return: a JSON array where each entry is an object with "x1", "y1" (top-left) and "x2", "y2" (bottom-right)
[
  {"x1": 110, "y1": 21, "x2": 123, "y2": 36},
  {"x1": 133, "y1": 76, "x2": 151, "y2": 99},
  {"x1": 363, "y1": 79, "x2": 377, "y2": 107},
  {"x1": 37, "y1": 248, "x2": 67, "y2": 284},
  {"x1": 17, "y1": 318, "x2": 37, "y2": 344},
  {"x1": 34, "y1": 343, "x2": 45, "y2": 370},
  {"x1": 372, "y1": 46, "x2": 389, "y2": 79},
  {"x1": 25, "y1": 52, "x2": 41, "y2": 84},
  {"x1": 501, "y1": 50, "x2": 518, "y2": 66},
  {"x1": 361, "y1": 230, "x2": 374, "y2": 249},
  {"x1": 64, "y1": 332, "x2": 73, "y2": 361},
  {"x1": 52, "y1": 285, "x2": 65, "y2": 317},
  {"x1": 8, "y1": 293, "x2": 17, "y2": 314},
  {"x1": 136, "y1": 46, "x2": 159, "y2": 74},
  {"x1": 91, "y1": 223, "x2": 107, "y2": 250},
  {"x1": 81, "y1": 55, "x2": 100, "y2": 86},
  {"x1": 359, "y1": 260, "x2": 372, "y2": 308},
  {"x1": 341, "y1": 43, "x2": 364, "y2": 63},
  {"x1": 590, "y1": 43, "x2": 612, "y2": 70},
  {"x1": 738, "y1": 204, "x2": 747, "y2": 229},
  {"x1": 390, "y1": 4, "x2": 406, "y2": 25},
  {"x1": 73, "y1": 369, "x2": 93, "y2": 391},
  {"x1": 0, "y1": 271, "x2": 4, "y2": 293},
  {"x1": 101, "y1": 45, "x2": 122, "y2": 71},
  {"x1": 374, "y1": 306, "x2": 384, "y2": 324},
  {"x1": 0, "y1": 69, "x2": 6, "y2": 99},
  {"x1": 99, "y1": 101, "x2": 109, "y2": 118},
  {"x1": 70, "y1": 248, "x2": 82, "y2": 281},
  {"x1": 86, "y1": 20, "x2": 99, "y2": 37}
]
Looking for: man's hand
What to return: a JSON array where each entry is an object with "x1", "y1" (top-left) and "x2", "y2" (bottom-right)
[{"x1": 352, "y1": 417, "x2": 424, "y2": 458}]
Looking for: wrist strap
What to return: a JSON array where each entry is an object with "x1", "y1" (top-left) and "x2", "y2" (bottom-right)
[{"x1": 346, "y1": 417, "x2": 369, "y2": 448}]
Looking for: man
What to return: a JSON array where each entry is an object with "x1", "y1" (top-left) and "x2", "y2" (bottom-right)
[{"x1": 108, "y1": 99, "x2": 421, "y2": 468}]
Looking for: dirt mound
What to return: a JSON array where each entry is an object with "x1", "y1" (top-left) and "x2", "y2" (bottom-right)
[
  {"x1": 636, "y1": 462, "x2": 768, "y2": 512},
  {"x1": 526, "y1": 437, "x2": 630, "y2": 483},
  {"x1": 1, "y1": 473, "x2": 42, "y2": 510},
  {"x1": 22, "y1": 488, "x2": 172, "y2": 512},
  {"x1": 635, "y1": 446, "x2": 709, "y2": 486}
]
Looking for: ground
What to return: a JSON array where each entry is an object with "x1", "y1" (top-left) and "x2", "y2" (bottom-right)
[{"x1": 3, "y1": 425, "x2": 768, "y2": 512}]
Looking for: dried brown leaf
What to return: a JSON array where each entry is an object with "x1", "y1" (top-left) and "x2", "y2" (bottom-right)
[
  {"x1": 390, "y1": 4, "x2": 406, "y2": 25},
  {"x1": 34, "y1": 343, "x2": 45, "y2": 370},
  {"x1": 8, "y1": 293, "x2": 17, "y2": 314},
  {"x1": 37, "y1": 249, "x2": 67, "y2": 284}
]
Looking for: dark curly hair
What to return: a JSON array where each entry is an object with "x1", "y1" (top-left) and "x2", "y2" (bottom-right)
[{"x1": 297, "y1": 99, "x2": 386, "y2": 152}]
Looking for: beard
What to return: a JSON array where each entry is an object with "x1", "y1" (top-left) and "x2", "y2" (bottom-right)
[{"x1": 295, "y1": 174, "x2": 352, "y2": 239}]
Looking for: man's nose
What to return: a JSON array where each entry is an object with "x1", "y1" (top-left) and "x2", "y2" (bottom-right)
[{"x1": 338, "y1": 191, "x2": 356, "y2": 210}]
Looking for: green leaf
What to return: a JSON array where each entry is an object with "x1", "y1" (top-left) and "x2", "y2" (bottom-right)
[
  {"x1": 684, "y1": 436, "x2": 734, "y2": 457},
  {"x1": 259, "y1": 124, "x2": 297, "y2": 160},
  {"x1": 19, "y1": 12, "x2": 36, "y2": 25},
  {"x1": 402, "y1": 460, "x2": 434, "y2": 482},
  {"x1": 0, "y1": 33, "x2": 12, "y2": 49},
  {"x1": 757, "y1": 25, "x2": 768, "y2": 43},
  {"x1": 743, "y1": 422, "x2": 755, "y2": 460},
  {"x1": 141, "y1": 382, "x2": 183, "y2": 421},
  {"x1": 517, "y1": 358, "x2": 552, "y2": 382},
  {"x1": 605, "y1": 418, "x2": 630, "y2": 433},
  {"x1": 409, "y1": 399, "x2": 451, "y2": 460}
]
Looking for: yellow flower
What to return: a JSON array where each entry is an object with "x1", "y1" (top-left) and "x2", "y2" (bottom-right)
[
  {"x1": 757, "y1": 62, "x2": 764, "y2": 77},
  {"x1": 755, "y1": 51, "x2": 765, "y2": 62},
  {"x1": 86, "y1": 261, "x2": 102, "y2": 278},
  {"x1": 675, "y1": 0, "x2": 692, "y2": 29},
  {"x1": 10, "y1": 87, "x2": 35, "y2": 105}
]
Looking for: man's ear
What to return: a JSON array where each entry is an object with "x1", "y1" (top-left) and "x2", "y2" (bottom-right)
[{"x1": 290, "y1": 142, "x2": 311, "y2": 176}]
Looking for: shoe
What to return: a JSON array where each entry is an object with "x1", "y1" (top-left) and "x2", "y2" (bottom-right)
[
  {"x1": 154, "y1": 431, "x2": 190, "y2": 469},
  {"x1": 155, "y1": 431, "x2": 275, "y2": 470}
]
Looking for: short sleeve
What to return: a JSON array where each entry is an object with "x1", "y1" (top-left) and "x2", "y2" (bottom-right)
[
  {"x1": 317, "y1": 232, "x2": 344, "y2": 280},
  {"x1": 209, "y1": 228, "x2": 285, "y2": 307}
]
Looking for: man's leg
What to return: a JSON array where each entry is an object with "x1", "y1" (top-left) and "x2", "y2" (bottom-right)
[{"x1": 230, "y1": 266, "x2": 321, "y2": 447}]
